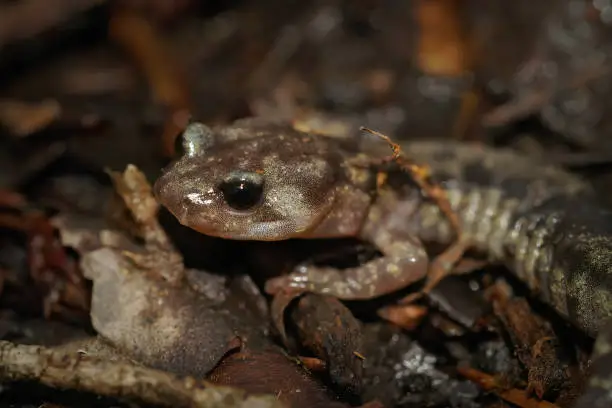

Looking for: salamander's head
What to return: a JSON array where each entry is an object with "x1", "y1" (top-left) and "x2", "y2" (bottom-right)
[{"x1": 153, "y1": 120, "x2": 342, "y2": 241}]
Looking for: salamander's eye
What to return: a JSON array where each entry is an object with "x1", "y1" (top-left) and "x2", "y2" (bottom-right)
[{"x1": 218, "y1": 172, "x2": 265, "y2": 211}]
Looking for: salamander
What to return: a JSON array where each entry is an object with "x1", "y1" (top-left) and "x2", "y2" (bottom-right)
[{"x1": 153, "y1": 117, "x2": 612, "y2": 407}]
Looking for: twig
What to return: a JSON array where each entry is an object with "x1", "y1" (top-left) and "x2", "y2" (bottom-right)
[
  {"x1": 359, "y1": 126, "x2": 460, "y2": 235},
  {"x1": 488, "y1": 281, "x2": 569, "y2": 399},
  {"x1": 360, "y1": 127, "x2": 470, "y2": 302},
  {"x1": 458, "y1": 366, "x2": 561, "y2": 408},
  {"x1": 107, "y1": 164, "x2": 171, "y2": 249},
  {"x1": 0, "y1": 340, "x2": 286, "y2": 408},
  {"x1": 107, "y1": 164, "x2": 185, "y2": 285}
]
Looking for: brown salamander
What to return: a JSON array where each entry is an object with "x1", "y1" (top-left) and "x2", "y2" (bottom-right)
[{"x1": 154, "y1": 117, "x2": 612, "y2": 407}]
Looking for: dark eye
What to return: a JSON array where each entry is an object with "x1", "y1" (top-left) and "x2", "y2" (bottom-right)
[{"x1": 218, "y1": 172, "x2": 264, "y2": 211}]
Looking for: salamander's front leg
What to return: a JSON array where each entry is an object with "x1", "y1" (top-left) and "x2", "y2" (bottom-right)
[{"x1": 264, "y1": 231, "x2": 429, "y2": 300}]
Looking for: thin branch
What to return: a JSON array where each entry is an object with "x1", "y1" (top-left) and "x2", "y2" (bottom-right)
[{"x1": 0, "y1": 340, "x2": 287, "y2": 408}]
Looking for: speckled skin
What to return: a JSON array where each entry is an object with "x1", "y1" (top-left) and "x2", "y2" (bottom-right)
[
  {"x1": 394, "y1": 141, "x2": 612, "y2": 338},
  {"x1": 154, "y1": 118, "x2": 612, "y2": 406},
  {"x1": 155, "y1": 117, "x2": 429, "y2": 300}
]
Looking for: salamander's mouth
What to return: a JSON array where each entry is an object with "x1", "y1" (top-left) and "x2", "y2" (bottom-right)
[
  {"x1": 187, "y1": 220, "x2": 301, "y2": 241},
  {"x1": 165, "y1": 203, "x2": 299, "y2": 241}
]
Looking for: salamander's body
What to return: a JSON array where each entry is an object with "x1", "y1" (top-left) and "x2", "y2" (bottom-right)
[
  {"x1": 154, "y1": 117, "x2": 612, "y2": 407},
  {"x1": 393, "y1": 142, "x2": 612, "y2": 338},
  {"x1": 397, "y1": 142, "x2": 612, "y2": 407},
  {"x1": 394, "y1": 142, "x2": 612, "y2": 407}
]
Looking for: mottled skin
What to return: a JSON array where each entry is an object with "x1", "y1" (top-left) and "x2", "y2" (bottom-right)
[
  {"x1": 154, "y1": 117, "x2": 612, "y2": 407},
  {"x1": 155, "y1": 117, "x2": 429, "y2": 300}
]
